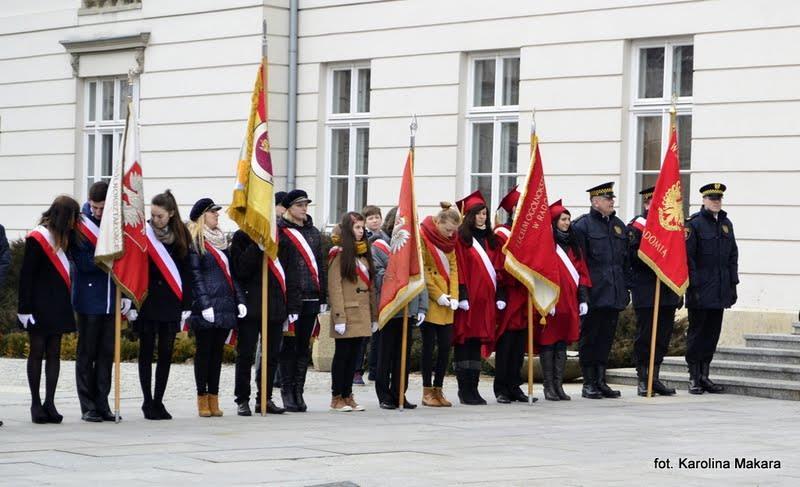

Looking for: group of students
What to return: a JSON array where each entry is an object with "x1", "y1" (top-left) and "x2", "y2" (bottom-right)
[{"x1": 9, "y1": 175, "x2": 738, "y2": 424}]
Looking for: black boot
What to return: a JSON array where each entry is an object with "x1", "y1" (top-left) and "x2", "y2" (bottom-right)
[
  {"x1": 281, "y1": 386, "x2": 300, "y2": 412},
  {"x1": 141, "y1": 399, "x2": 157, "y2": 420},
  {"x1": 294, "y1": 356, "x2": 309, "y2": 412},
  {"x1": 42, "y1": 400, "x2": 63, "y2": 424},
  {"x1": 688, "y1": 362, "x2": 704, "y2": 394},
  {"x1": 699, "y1": 362, "x2": 724, "y2": 393},
  {"x1": 30, "y1": 402, "x2": 48, "y2": 424},
  {"x1": 471, "y1": 370, "x2": 487, "y2": 405},
  {"x1": 652, "y1": 364, "x2": 676, "y2": 396},
  {"x1": 636, "y1": 366, "x2": 648, "y2": 397},
  {"x1": 457, "y1": 368, "x2": 477, "y2": 405},
  {"x1": 581, "y1": 365, "x2": 602, "y2": 399},
  {"x1": 540, "y1": 348, "x2": 560, "y2": 401},
  {"x1": 596, "y1": 365, "x2": 621, "y2": 398},
  {"x1": 553, "y1": 347, "x2": 571, "y2": 401}
]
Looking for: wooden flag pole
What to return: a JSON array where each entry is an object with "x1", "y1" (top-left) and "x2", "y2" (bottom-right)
[
  {"x1": 646, "y1": 277, "x2": 661, "y2": 398},
  {"x1": 527, "y1": 295, "x2": 535, "y2": 405},
  {"x1": 259, "y1": 19, "x2": 270, "y2": 418},
  {"x1": 398, "y1": 305, "x2": 410, "y2": 410},
  {"x1": 114, "y1": 287, "x2": 122, "y2": 422}
]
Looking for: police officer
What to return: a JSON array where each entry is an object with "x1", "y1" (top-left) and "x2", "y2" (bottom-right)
[
  {"x1": 685, "y1": 183, "x2": 738, "y2": 394},
  {"x1": 572, "y1": 182, "x2": 630, "y2": 399},
  {"x1": 628, "y1": 186, "x2": 680, "y2": 396}
]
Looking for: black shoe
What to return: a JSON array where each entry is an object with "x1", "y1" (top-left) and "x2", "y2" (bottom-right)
[
  {"x1": 580, "y1": 365, "x2": 603, "y2": 399},
  {"x1": 281, "y1": 387, "x2": 300, "y2": 412},
  {"x1": 82, "y1": 410, "x2": 103, "y2": 423},
  {"x1": 596, "y1": 365, "x2": 621, "y2": 398},
  {"x1": 688, "y1": 363, "x2": 705, "y2": 395},
  {"x1": 237, "y1": 402, "x2": 252, "y2": 416},
  {"x1": 295, "y1": 387, "x2": 308, "y2": 412},
  {"x1": 510, "y1": 388, "x2": 529, "y2": 403},
  {"x1": 496, "y1": 394, "x2": 512, "y2": 404},
  {"x1": 98, "y1": 410, "x2": 119, "y2": 422},
  {"x1": 400, "y1": 397, "x2": 417, "y2": 409},
  {"x1": 636, "y1": 366, "x2": 648, "y2": 397},
  {"x1": 379, "y1": 401, "x2": 397, "y2": 410},
  {"x1": 553, "y1": 348, "x2": 571, "y2": 401},
  {"x1": 153, "y1": 402, "x2": 171, "y2": 420},
  {"x1": 266, "y1": 400, "x2": 286, "y2": 414},
  {"x1": 31, "y1": 403, "x2": 48, "y2": 424},
  {"x1": 652, "y1": 365, "x2": 676, "y2": 396},
  {"x1": 43, "y1": 401, "x2": 63, "y2": 424},
  {"x1": 142, "y1": 400, "x2": 158, "y2": 420},
  {"x1": 699, "y1": 362, "x2": 724, "y2": 393}
]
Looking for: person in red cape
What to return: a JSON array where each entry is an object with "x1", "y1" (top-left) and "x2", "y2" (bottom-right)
[
  {"x1": 453, "y1": 190, "x2": 505, "y2": 405},
  {"x1": 17, "y1": 195, "x2": 81, "y2": 424},
  {"x1": 536, "y1": 200, "x2": 592, "y2": 401},
  {"x1": 492, "y1": 187, "x2": 534, "y2": 404}
]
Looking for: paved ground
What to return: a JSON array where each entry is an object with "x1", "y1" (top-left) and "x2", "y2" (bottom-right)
[{"x1": 0, "y1": 357, "x2": 797, "y2": 486}]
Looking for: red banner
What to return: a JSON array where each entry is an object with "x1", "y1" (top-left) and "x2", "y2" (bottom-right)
[{"x1": 638, "y1": 124, "x2": 689, "y2": 295}]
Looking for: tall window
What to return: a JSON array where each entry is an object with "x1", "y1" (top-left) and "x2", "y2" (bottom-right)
[
  {"x1": 629, "y1": 39, "x2": 693, "y2": 215},
  {"x1": 326, "y1": 64, "x2": 370, "y2": 224},
  {"x1": 466, "y1": 53, "x2": 522, "y2": 212},
  {"x1": 83, "y1": 76, "x2": 137, "y2": 192}
]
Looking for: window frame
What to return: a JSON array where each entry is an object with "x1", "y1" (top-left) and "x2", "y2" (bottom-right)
[
  {"x1": 324, "y1": 62, "x2": 371, "y2": 225},
  {"x1": 626, "y1": 38, "x2": 693, "y2": 217}
]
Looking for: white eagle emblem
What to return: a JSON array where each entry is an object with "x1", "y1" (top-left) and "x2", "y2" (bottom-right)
[
  {"x1": 122, "y1": 171, "x2": 145, "y2": 229},
  {"x1": 390, "y1": 215, "x2": 410, "y2": 254}
]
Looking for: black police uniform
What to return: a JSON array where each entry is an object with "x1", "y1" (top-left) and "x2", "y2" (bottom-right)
[
  {"x1": 572, "y1": 185, "x2": 631, "y2": 399},
  {"x1": 685, "y1": 194, "x2": 739, "y2": 393}
]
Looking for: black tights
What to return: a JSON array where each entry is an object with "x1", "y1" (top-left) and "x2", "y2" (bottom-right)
[
  {"x1": 421, "y1": 323, "x2": 452, "y2": 387},
  {"x1": 137, "y1": 321, "x2": 177, "y2": 404},
  {"x1": 27, "y1": 333, "x2": 62, "y2": 406},
  {"x1": 194, "y1": 328, "x2": 228, "y2": 395}
]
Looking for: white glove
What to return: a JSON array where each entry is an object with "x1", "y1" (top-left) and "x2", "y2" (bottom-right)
[
  {"x1": 416, "y1": 313, "x2": 426, "y2": 327},
  {"x1": 120, "y1": 298, "x2": 132, "y2": 316},
  {"x1": 181, "y1": 310, "x2": 191, "y2": 322},
  {"x1": 436, "y1": 294, "x2": 451, "y2": 307},
  {"x1": 496, "y1": 300, "x2": 507, "y2": 310},
  {"x1": 458, "y1": 300, "x2": 470, "y2": 311},
  {"x1": 334, "y1": 323, "x2": 346, "y2": 335},
  {"x1": 237, "y1": 304, "x2": 248, "y2": 319},
  {"x1": 449, "y1": 299, "x2": 459, "y2": 311},
  {"x1": 548, "y1": 307, "x2": 556, "y2": 317},
  {"x1": 202, "y1": 307, "x2": 215, "y2": 323},
  {"x1": 282, "y1": 320, "x2": 289, "y2": 332},
  {"x1": 319, "y1": 304, "x2": 329, "y2": 313},
  {"x1": 288, "y1": 314, "x2": 298, "y2": 323},
  {"x1": 126, "y1": 309, "x2": 138, "y2": 322},
  {"x1": 579, "y1": 302, "x2": 588, "y2": 316},
  {"x1": 371, "y1": 321, "x2": 379, "y2": 333},
  {"x1": 257, "y1": 243, "x2": 265, "y2": 251},
  {"x1": 18, "y1": 314, "x2": 34, "y2": 328}
]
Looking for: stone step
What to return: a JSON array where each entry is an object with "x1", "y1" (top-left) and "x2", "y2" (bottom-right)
[
  {"x1": 660, "y1": 357, "x2": 800, "y2": 382},
  {"x1": 604, "y1": 368, "x2": 800, "y2": 401},
  {"x1": 715, "y1": 346, "x2": 800, "y2": 365},
  {"x1": 792, "y1": 322, "x2": 800, "y2": 335},
  {"x1": 744, "y1": 333, "x2": 800, "y2": 351}
]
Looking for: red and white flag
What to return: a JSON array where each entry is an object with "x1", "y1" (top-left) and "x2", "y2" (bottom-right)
[{"x1": 95, "y1": 101, "x2": 149, "y2": 307}]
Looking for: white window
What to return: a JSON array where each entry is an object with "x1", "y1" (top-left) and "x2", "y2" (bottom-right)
[
  {"x1": 326, "y1": 64, "x2": 370, "y2": 224},
  {"x1": 466, "y1": 53, "x2": 522, "y2": 213},
  {"x1": 628, "y1": 39, "x2": 693, "y2": 216},
  {"x1": 82, "y1": 76, "x2": 138, "y2": 192}
]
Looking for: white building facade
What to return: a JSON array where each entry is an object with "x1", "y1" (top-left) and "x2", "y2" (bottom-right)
[{"x1": 1, "y1": 0, "x2": 798, "y2": 336}]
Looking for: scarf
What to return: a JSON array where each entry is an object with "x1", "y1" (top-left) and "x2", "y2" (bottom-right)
[
  {"x1": 330, "y1": 234, "x2": 368, "y2": 255},
  {"x1": 421, "y1": 216, "x2": 455, "y2": 253},
  {"x1": 204, "y1": 226, "x2": 228, "y2": 250},
  {"x1": 555, "y1": 228, "x2": 570, "y2": 246},
  {"x1": 151, "y1": 222, "x2": 175, "y2": 245}
]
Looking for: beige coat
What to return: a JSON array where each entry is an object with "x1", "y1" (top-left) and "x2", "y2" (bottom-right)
[{"x1": 327, "y1": 253, "x2": 377, "y2": 339}]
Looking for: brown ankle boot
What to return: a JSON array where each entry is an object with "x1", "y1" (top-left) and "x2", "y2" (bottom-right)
[
  {"x1": 422, "y1": 387, "x2": 441, "y2": 407},
  {"x1": 435, "y1": 387, "x2": 452, "y2": 407},
  {"x1": 208, "y1": 394, "x2": 223, "y2": 417},
  {"x1": 197, "y1": 395, "x2": 211, "y2": 417},
  {"x1": 344, "y1": 394, "x2": 365, "y2": 411},
  {"x1": 329, "y1": 395, "x2": 352, "y2": 412}
]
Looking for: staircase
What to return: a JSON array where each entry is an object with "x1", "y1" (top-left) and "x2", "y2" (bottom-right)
[{"x1": 605, "y1": 322, "x2": 800, "y2": 401}]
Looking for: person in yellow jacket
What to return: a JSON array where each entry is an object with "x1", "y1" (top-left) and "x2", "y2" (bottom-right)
[{"x1": 418, "y1": 202, "x2": 461, "y2": 407}]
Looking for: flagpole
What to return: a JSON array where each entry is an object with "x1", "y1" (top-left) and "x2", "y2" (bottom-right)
[
  {"x1": 647, "y1": 96, "x2": 677, "y2": 398},
  {"x1": 114, "y1": 287, "x2": 122, "y2": 421},
  {"x1": 527, "y1": 296, "x2": 535, "y2": 405},
  {"x1": 260, "y1": 19, "x2": 270, "y2": 417}
]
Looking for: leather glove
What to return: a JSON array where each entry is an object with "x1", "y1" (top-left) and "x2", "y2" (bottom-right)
[
  {"x1": 120, "y1": 298, "x2": 132, "y2": 316},
  {"x1": 416, "y1": 313, "x2": 425, "y2": 327},
  {"x1": 126, "y1": 309, "x2": 138, "y2": 322},
  {"x1": 449, "y1": 299, "x2": 459, "y2": 311},
  {"x1": 436, "y1": 294, "x2": 451, "y2": 307},
  {"x1": 288, "y1": 314, "x2": 298, "y2": 323},
  {"x1": 548, "y1": 307, "x2": 556, "y2": 317},
  {"x1": 319, "y1": 303, "x2": 329, "y2": 313},
  {"x1": 17, "y1": 314, "x2": 34, "y2": 329},
  {"x1": 334, "y1": 323, "x2": 346, "y2": 335},
  {"x1": 458, "y1": 300, "x2": 470, "y2": 311},
  {"x1": 202, "y1": 307, "x2": 215, "y2": 323},
  {"x1": 496, "y1": 300, "x2": 507, "y2": 310},
  {"x1": 371, "y1": 321, "x2": 379, "y2": 333},
  {"x1": 282, "y1": 320, "x2": 289, "y2": 332},
  {"x1": 237, "y1": 304, "x2": 248, "y2": 319},
  {"x1": 579, "y1": 302, "x2": 588, "y2": 316}
]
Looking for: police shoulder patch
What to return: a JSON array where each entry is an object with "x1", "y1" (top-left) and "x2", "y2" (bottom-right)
[
  {"x1": 684, "y1": 227, "x2": 691, "y2": 240},
  {"x1": 614, "y1": 225, "x2": 622, "y2": 235}
]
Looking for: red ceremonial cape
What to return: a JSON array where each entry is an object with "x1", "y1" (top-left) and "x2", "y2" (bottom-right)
[
  {"x1": 537, "y1": 245, "x2": 591, "y2": 346},
  {"x1": 453, "y1": 234, "x2": 500, "y2": 346},
  {"x1": 494, "y1": 224, "x2": 529, "y2": 338}
]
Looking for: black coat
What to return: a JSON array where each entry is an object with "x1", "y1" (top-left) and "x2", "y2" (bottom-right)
[
  {"x1": 17, "y1": 236, "x2": 76, "y2": 335},
  {"x1": 277, "y1": 215, "x2": 327, "y2": 315},
  {"x1": 685, "y1": 207, "x2": 739, "y2": 309},
  {"x1": 188, "y1": 243, "x2": 245, "y2": 330},
  {"x1": 138, "y1": 238, "x2": 193, "y2": 324},
  {"x1": 0, "y1": 224, "x2": 10, "y2": 288},
  {"x1": 230, "y1": 230, "x2": 292, "y2": 324},
  {"x1": 572, "y1": 208, "x2": 631, "y2": 310},
  {"x1": 627, "y1": 211, "x2": 683, "y2": 309}
]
